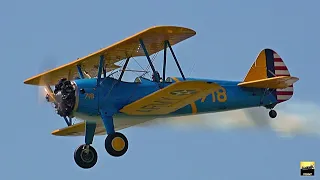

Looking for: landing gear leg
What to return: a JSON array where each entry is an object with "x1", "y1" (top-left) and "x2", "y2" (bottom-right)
[
  {"x1": 269, "y1": 109, "x2": 277, "y2": 118},
  {"x1": 74, "y1": 121, "x2": 98, "y2": 169},
  {"x1": 100, "y1": 112, "x2": 129, "y2": 157}
]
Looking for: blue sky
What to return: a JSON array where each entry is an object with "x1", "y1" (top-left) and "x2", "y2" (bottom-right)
[{"x1": 1, "y1": 0, "x2": 320, "y2": 179}]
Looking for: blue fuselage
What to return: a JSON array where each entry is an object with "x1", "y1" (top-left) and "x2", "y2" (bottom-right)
[{"x1": 72, "y1": 76, "x2": 277, "y2": 118}]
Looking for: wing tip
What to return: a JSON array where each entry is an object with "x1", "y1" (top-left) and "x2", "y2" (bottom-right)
[
  {"x1": 51, "y1": 129, "x2": 60, "y2": 135},
  {"x1": 51, "y1": 123, "x2": 85, "y2": 136},
  {"x1": 23, "y1": 77, "x2": 42, "y2": 86},
  {"x1": 23, "y1": 78, "x2": 33, "y2": 85}
]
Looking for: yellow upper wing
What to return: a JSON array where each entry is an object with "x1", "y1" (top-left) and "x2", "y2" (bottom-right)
[
  {"x1": 24, "y1": 26, "x2": 196, "y2": 86},
  {"x1": 120, "y1": 81, "x2": 220, "y2": 115}
]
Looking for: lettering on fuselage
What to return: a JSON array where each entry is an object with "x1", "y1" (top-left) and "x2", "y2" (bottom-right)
[
  {"x1": 85, "y1": 93, "x2": 95, "y2": 100},
  {"x1": 201, "y1": 86, "x2": 227, "y2": 103}
]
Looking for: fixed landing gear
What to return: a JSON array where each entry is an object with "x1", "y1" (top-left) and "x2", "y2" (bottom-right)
[
  {"x1": 74, "y1": 132, "x2": 128, "y2": 169},
  {"x1": 105, "y1": 132, "x2": 128, "y2": 157},
  {"x1": 269, "y1": 109, "x2": 277, "y2": 118},
  {"x1": 74, "y1": 115, "x2": 129, "y2": 169},
  {"x1": 74, "y1": 145, "x2": 98, "y2": 169}
]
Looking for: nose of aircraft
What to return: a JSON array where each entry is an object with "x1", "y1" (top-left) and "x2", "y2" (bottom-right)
[{"x1": 47, "y1": 78, "x2": 77, "y2": 117}]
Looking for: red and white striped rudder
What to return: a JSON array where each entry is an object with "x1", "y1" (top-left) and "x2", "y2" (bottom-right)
[{"x1": 272, "y1": 50, "x2": 294, "y2": 103}]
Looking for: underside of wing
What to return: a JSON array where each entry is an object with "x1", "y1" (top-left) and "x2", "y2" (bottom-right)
[
  {"x1": 51, "y1": 116, "x2": 154, "y2": 136},
  {"x1": 24, "y1": 26, "x2": 196, "y2": 86},
  {"x1": 120, "y1": 81, "x2": 220, "y2": 115},
  {"x1": 51, "y1": 122, "x2": 103, "y2": 136}
]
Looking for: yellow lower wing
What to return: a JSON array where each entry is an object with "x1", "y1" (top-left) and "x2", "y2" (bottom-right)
[
  {"x1": 51, "y1": 117, "x2": 152, "y2": 136},
  {"x1": 120, "y1": 81, "x2": 220, "y2": 115},
  {"x1": 52, "y1": 122, "x2": 106, "y2": 136},
  {"x1": 52, "y1": 123, "x2": 92, "y2": 136},
  {"x1": 238, "y1": 76, "x2": 299, "y2": 89}
]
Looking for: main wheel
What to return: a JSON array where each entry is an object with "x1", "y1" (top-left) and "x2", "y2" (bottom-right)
[
  {"x1": 74, "y1": 144, "x2": 98, "y2": 169},
  {"x1": 269, "y1": 109, "x2": 277, "y2": 118},
  {"x1": 105, "y1": 132, "x2": 128, "y2": 157}
]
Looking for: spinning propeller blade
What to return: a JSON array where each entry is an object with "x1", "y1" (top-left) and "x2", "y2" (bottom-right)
[
  {"x1": 35, "y1": 54, "x2": 77, "y2": 123},
  {"x1": 37, "y1": 55, "x2": 58, "y2": 104},
  {"x1": 44, "y1": 85, "x2": 57, "y2": 103}
]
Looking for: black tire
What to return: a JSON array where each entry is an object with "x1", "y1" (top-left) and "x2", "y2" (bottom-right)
[
  {"x1": 269, "y1": 110, "x2": 277, "y2": 118},
  {"x1": 74, "y1": 144, "x2": 98, "y2": 169},
  {"x1": 105, "y1": 132, "x2": 128, "y2": 157}
]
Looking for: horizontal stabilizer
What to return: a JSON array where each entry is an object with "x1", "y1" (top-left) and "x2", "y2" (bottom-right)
[
  {"x1": 238, "y1": 76, "x2": 299, "y2": 89},
  {"x1": 120, "y1": 81, "x2": 220, "y2": 115}
]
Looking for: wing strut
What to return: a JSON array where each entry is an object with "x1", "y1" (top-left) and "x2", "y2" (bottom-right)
[
  {"x1": 103, "y1": 67, "x2": 106, "y2": 78},
  {"x1": 166, "y1": 40, "x2": 186, "y2": 80},
  {"x1": 97, "y1": 55, "x2": 105, "y2": 86},
  {"x1": 139, "y1": 39, "x2": 160, "y2": 82},
  {"x1": 63, "y1": 116, "x2": 72, "y2": 126},
  {"x1": 118, "y1": 57, "x2": 130, "y2": 81},
  {"x1": 139, "y1": 39, "x2": 186, "y2": 84},
  {"x1": 76, "y1": 65, "x2": 84, "y2": 79},
  {"x1": 162, "y1": 41, "x2": 167, "y2": 87}
]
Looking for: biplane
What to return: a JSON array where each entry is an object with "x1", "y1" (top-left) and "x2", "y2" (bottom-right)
[{"x1": 24, "y1": 26, "x2": 299, "y2": 169}]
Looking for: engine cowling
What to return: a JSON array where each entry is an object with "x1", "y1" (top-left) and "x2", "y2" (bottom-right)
[{"x1": 45, "y1": 77, "x2": 100, "y2": 119}]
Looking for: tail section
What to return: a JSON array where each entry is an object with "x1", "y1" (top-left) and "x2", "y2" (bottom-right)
[{"x1": 240, "y1": 48, "x2": 299, "y2": 103}]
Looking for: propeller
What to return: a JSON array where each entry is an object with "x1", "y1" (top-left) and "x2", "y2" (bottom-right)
[
  {"x1": 37, "y1": 55, "x2": 58, "y2": 104},
  {"x1": 34, "y1": 55, "x2": 78, "y2": 127}
]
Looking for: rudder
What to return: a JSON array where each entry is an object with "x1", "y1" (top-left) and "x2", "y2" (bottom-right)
[{"x1": 243, "y1": 48, "x2": 296, "y2": 103}]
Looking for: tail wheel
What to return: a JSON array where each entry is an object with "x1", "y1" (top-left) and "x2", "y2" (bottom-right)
[
  {"x1": 74, "y1": 145, "x2": 98, "y2": 169},
  {"x1": 269, "y1": 109, "x2": 277, "y2": 118},
  {"x1": 105, "y1": 132, "x2": 128, "y2": 157}
]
